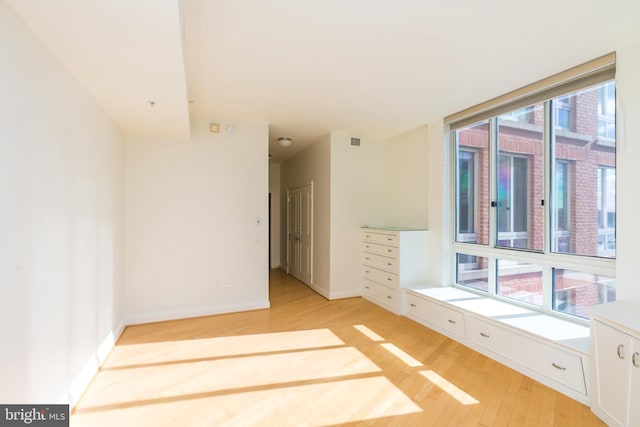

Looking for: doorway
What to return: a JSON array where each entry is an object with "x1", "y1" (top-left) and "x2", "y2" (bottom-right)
[{"x1": 287, "y1": 182, "x2": 313, "y2": 285}]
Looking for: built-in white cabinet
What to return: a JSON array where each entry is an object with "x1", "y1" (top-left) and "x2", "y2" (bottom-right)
[
  {"x1": 404, "y1": 287, "x2": 590, "y2": 404},
  {"x1": 469, "y1": 315, "x2": 586, "y2": 395},
  {"x1": 590, "y1": 302, "x2": 640, "y2": 427},
  {"x1": 404, "y1": 291, "x2": 465, "y2": 340},
  {"x1": 360, "y1": 227, "x2": 427, "y2": 314}
]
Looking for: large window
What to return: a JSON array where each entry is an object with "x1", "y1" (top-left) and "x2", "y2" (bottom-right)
[{"x1": 449, "y1": 55, "x2": 616, "y2": 320}]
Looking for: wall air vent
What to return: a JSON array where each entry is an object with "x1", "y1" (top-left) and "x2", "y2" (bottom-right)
[{"x1": 350, "y1": 137, "x2": 361, "y2": 146}]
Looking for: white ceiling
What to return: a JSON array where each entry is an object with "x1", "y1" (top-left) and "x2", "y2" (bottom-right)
[{"x1": 7, "y1": 0, "x2": 640, "y2": 162}]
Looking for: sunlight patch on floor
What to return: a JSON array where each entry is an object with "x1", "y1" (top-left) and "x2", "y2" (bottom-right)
[
  {"x1": 353, "y1": 324, "x2": 385, "y2": 342},
  {"x1": 72, "y1": 376, "x2": 422, "y2": 427},
  {"x1": 380, "y1": 343, "x2": 423, "y2": 367},
  {"x1": 77, "y1": 346, "x2": 381, "y2": 410},
  {"x1": 105, "y1": 329, "x2": 345, "y2": 368},
  {"x1": 420, "y1": 370, "x2": 479, "y2": 405}
]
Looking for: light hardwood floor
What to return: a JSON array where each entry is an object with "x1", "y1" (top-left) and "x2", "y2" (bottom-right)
[{"x1": 71, "y1": 270, "x2": 606, "y2": 426}]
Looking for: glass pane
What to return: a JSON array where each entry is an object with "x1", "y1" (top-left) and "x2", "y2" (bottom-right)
[
  {"x1": 456, "y1": 254, "x2": 489, "y2": 292},
  {"x1": 551, "y1": 81, "x2": 616, "y2": 258},
  {"x1": 552, "y1": 161, "x2": 571, "y2": 253},
  {"x1": 455, "y1": 121, "x2": 489, "y2": 246},
  {"x1": 458, "y1": 152, "x2": 474, "y2": 234},
  {"x1": 497, "y1": 103, "x2": 544, "y2": 251},
  {"x1": 497, "y1": 259, "x2": 543, "y2": 306},
  {"x1": 553, "y1": 269, "x2": 616, "y2": 319}
]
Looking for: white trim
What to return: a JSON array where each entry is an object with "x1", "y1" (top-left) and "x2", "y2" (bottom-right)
[
  {"x1": 329, "y1": 289, "x2": 362, "y2": 300},
  {"x1": 66, "y1": 320, "x2": 126, "y2": 407},
  {"x1": 124, "y1": 301, "x2": 271, "y2": 326},
  {"x1": 306, "y1": 282, "x2": 330, "y2": 300}
]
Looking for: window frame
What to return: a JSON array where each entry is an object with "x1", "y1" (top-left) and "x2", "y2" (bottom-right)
[{"x1": 449, "y1": 92, "x2": 616, "y2": 324}]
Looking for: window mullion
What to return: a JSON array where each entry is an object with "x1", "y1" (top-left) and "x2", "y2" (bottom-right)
[
  {"x1": 543, "y1": 100, "x2": 553, "y2": 312},
  {"x1": 488, "y1": 118, "x2": 498, "y2": 296}
]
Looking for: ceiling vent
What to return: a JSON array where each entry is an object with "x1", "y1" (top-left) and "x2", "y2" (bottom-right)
[{"x1": 350, "y1": 137, "x2": 361, "y2": 146}]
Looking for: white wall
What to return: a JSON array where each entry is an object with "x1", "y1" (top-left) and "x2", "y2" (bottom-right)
[
  {"x1": 280, "y1": 129, "x2": 431, "y2": 300},
  {"x1": 327, "y1": 130, "x2": 431, "y2": 299},
  {"x1": 281, "y1": 136, "x2": 331, "y2": 297},
  {"x1": 328, "y1": 133, "x2": 389, "y2": 299},
  {"x1": 425, "y1": 121, "x2": 450, "y2": 286},
  {"x1": 614, "y1": 42, "x2": 640, "y2": 304},
  {"x1": 124, "y1": 118, "x2": 269, "y2": 323},
  {"x1": 0, "y1": 2, "x2": 124, "y2": 405},
  {"x1": 384, "y1": 127, "x2": 430, "y2": 228},
  {"x1": 269, "y1": 163, "x2": 281, "y2": 269}
]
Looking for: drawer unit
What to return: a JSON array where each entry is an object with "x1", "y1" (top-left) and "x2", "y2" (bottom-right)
[
  {"x1": 405, "y1": 291, "x2": 466, "y2": 340},
  {"x1": 470, "y1": 315, "x2": 586, "y2": 395},
  {"x1": 361, "y1": 230, "x2": 399, "y2": 246},
  {"x1": 361, "y1": 252, "x2": 398, "y2": 272},
  {"x1": 359, "y1": 227, "x2": 428, "y2": 315},
  {"x1": 361, "y1": 265, "x2": 399, "y2": 288},
  {"x1": 361, "y1": 242, "x2": 399, "y2": 258},
  {"x1": 362, "y1": 279, "x2": 398, "y2": 312}
]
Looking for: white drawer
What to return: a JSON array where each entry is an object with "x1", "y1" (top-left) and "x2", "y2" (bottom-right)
[
  {"x1": 470, "y1": 316, "x2": 586, "y2": 394},
  {"x1": 361, "y1": 266, "x2": 399, "y2": 288},
  {"x1": 362, "y1": 279, "x2": 399, "y2": 311},
  {"x1": 361, "y1": 241, "x2": 398, "y2": 258},
  {"x1": 362, "y1": 252, "x2": 398, "y2": 273},
  {"x1": 404, "y1": 292, "x2": 465, "y2": 339},
  {"x1": 361, "y1": 230, "x2": 399, "y2": 247}
]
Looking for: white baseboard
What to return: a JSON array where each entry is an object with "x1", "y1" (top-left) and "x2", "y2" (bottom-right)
[
  {"x1": 306, "y1": 283, "x2": 330, "y2": 299},
  {"x1": 67, "y1": 320, "x2": 125, "y2": 408},
  {"x1": 328, "y1": 289, "x2": 362, "y2": 300},
  {"x1": 124, "y1": 301, "x2": 271, "y2": 326}
]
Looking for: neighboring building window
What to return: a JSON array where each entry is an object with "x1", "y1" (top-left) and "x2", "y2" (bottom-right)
[
  {"x1": 457, "y1": 150, "x2": 476, "y2": 240},
  {"x1": 451, "y1": 79, "x2": 616, "y2": 320},
  {"x1": 598, "y1": 82, "x2": 616, "y2": 140},
  {"x1": 554, "y1": 95, "x2": 573, "y2": 130},
  {"x1": 497, "y1": 154, "x2": 530, "y2": 249},
  {"x1": 497, "y1": 103, "x2": 544, "y2": 252},
  {"x1": 597, "y1": 166, "x2": 616, "y2": 257},
  {"x1": 455, "y1": 121, "x2": 489, "y2": 246},
  {"x1": 553, "y1": 161, "x2": 571, "y2": 253}
]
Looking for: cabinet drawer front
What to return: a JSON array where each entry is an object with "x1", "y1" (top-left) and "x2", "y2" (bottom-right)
[
  {"x1": 362, "y1": 266, "x2": 399, "y2": 288},
  {"x1": 361, "y1": 242, "x2": 399, "y2": 257},
  {"x1": 471, "y1": 317, "x2": 586, "y2": 394},
  {"x1": 405, "y1": 293, "x2": 465, "y2": 339},
  {"x1": 361, "y1": 230, "x2": 399, "y2": 247},
  {"x1": 362, "y1": 252, "x2": 398, "y2": 273},
  {"x1": 362, "y1": 279, "x2": 398, "y2": 310}
]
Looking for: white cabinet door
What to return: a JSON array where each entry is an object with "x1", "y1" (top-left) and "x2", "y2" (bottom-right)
[
  {"x1": 593, "y1": 320, "x2": 629, "y2": 426},
  {"x1": 628, "y1": 338, "x2": 640, "y2": 426}
]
